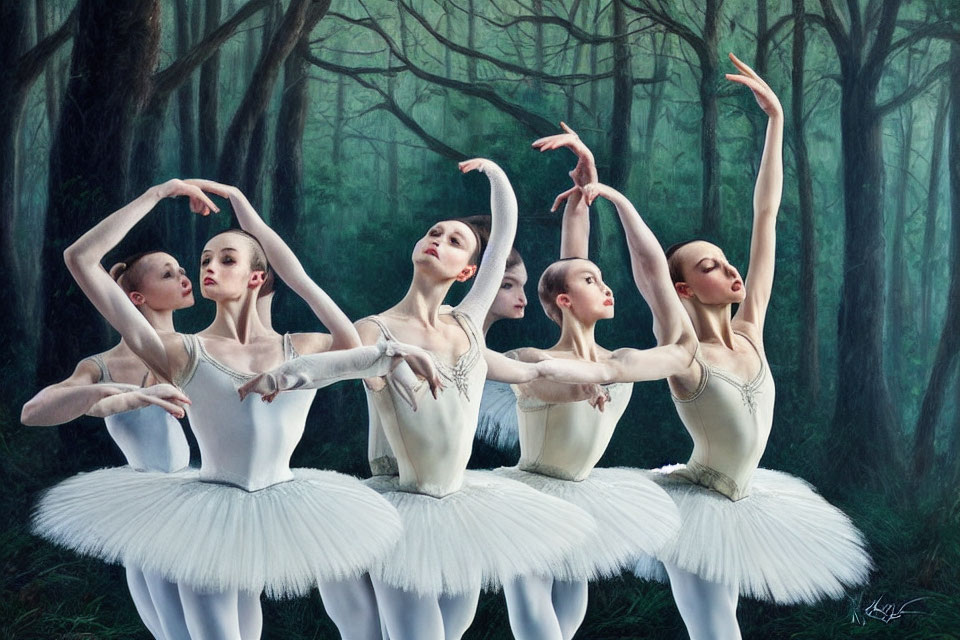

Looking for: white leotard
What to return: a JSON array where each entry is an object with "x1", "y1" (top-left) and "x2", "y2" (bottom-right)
[
  {"x1": 363, "y1": 312, "x2": 486, "y2": 498},
  {"x1": 515, "y1": 382, "x2": 633, "y2": 481},
  {"x1": 670, "y1": 332, "x2": 775, "y2": 500},
  {"x1": 88, "y1": 354, "x2": 190, "y2": 473},
  {"x1": 175, "y1": 333, "x2": 316, "y2": 491}
]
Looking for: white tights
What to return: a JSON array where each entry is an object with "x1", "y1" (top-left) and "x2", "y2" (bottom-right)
[
  {"x1": 370, "y1": 577, "x2": 480, "y2": 640},
  {"x1": 664, "y1": 563, "x2": 741, "y2": 640},
  {"x1": 125, "y1": 567, "x2": 191, "y2": 640},
  {"x1": 318, "y1": 575, "x2": 385, "y2": 640},
  {"x1": 177, "y1": 585, "x2": 263, "y2": 640},
  {"x1": 502, "y1": 575, "x2": 588, "y2": 640}
]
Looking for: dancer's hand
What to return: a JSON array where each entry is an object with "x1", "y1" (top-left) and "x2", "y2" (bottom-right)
[
  {"x1": 582, "y1": 383, "x2": 611, "y2": 412},
  {"x1": 387, "y1": 344, "x2": 444, "y2": 401},
  {"x1": 532, "y1": 122, "x2": 597, "y2": 184},
  {"x1": 182, "y1": 178, "x2": 241, "y2": 202},
  {"x1": 725, "y1": 53, "x2": 783, "y2": 119},
  {"x1": 579, "y1": 182, "x2": 613, "y2": 207},
  {"x1": 90, "y1": 384, "x2": 191, "y2": 418},
  {"x1": 156, "y1": 179, "x2": 220, "y2": 215},
  {"x1": 237, "y1": 373, "x2": 281, "y2": 403},
  {"x1": 458, "y1": 158, "x2": 496, "y2": 175}
]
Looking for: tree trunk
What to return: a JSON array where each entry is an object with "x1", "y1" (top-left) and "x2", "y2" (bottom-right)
[
  {"x1": 217, "y1": 0, "x2": 314, "y2": 185},
  {"x1": 792, "y1": 0, "x2": 819, "y2": 402},
  {"x1": 1, "y1": 2, "x2": 74, "y2": 369},
  {"x1": 887, "y1": 98, "x2": 914, "y2": 410},
  {"x1": 36, "y1": 0, "x2": 61, "y2": 134},
  {"x1": 589, "y1": 2, "x2": 601, "y2": 126},
  {"x1": 241, "y1": 0, "x2": 279, "y2": 205},
  {"x1": 271, "y1": 32, "x2": 309, "y2": 246},
  {"x1": 828, "y1": 72, "x2": 900, "y2": 484},
  {"x1": 38, "y1": 0, "x2": 160, "y2": 469},
  {"x1": 639, "y1": 34, "x2": 667, "y2": 203},
  {"x1": 533, "y1": 0, "x2": 544, "y2": 95},
  {"x1": 196, "y1": 0, "x2": 222, "y2": 256},
  {"x1": 913, "y1": 44, "x2": 960, "y2": 478},
  {"x1": 921, "y1": 85, "x2": 949, "y2": 348},
  {"x1": 176, "y1": 0, "x2": 196, "y2": 178},
  {"x1": 606, "y1": 0, "x2": 632, "y2": 192},
  {"x1": 466, "y1": 0, "x2": 477, "y2": 82},
  {"x1": 698, "y1": 0, "x2": 721, "y2": 237}
]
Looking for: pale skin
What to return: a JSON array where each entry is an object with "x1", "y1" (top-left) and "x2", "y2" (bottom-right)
[
  {"x1": 62, "y1": 180, "x2": 438, "y2": 402},
  {"x1": 22, "y1": 250, "x2": 193, "y2": 426},
  {"x1": 539, "y1": 53, "x2": 781, "y2": 394},
  {"x1": 359, "y1": 159, "x2": 603, "y2": 396},
  {"x1": 508, "y1": 123, "x2": 701, "y2": 401}
]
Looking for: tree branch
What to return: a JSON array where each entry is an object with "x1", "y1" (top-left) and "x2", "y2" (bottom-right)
[
  {"x1": 302, "y1": 50, "x2": 466, "y2": 160},
  {"x1": 15, "y1": 6, "x2": 76, "y2": 91},
  {"x1": 876, "y1": 60, "x2": 951, "y2": 116},
  {"x1": 152, "y1": 0, "x2": 272, "y2": 98},
  {"x1": 888, "y1": 21, "x2": 960, "y2": 57},
  {"x1": 621, "y1": 0, "x2": 707, "y2": 60}
]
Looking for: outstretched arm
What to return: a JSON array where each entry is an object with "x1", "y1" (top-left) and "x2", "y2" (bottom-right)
[
  {"x1": 237, "y1": 338, "x2": 442, "y2": 411},
  {"x1": 726, "y1": 53, "x2": 783, "y2": 333},
  {"x1": 532, "y1": 122, "x2": 596, "y2": 259},
  {"x1": 487, "y1": 348, "x2": 610, "y2": 408},
  {"x1": 455, "y1": 159, "x2": 518, "y2": 327},
  {"x1": 63, "y1": 181, "x2": 217, "y2": 381},
  {"x1": 21, "y1": 361, "x2": 190, "y2": 425},
  {"x1": 582, "y1": 182, "x2": 697, "y2": 352},
  {"x1": 186, "y1": 180, "x2": 361, "y2": 351}
]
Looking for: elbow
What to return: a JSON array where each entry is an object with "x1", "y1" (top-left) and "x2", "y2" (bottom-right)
[{"x1": 20, "y1": 401, "x2": 43, "y2": 426}]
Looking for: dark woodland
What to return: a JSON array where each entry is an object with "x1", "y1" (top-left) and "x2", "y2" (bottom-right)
[{"x1": 2, "y1": 0, "x2": 959, "y2": 637}]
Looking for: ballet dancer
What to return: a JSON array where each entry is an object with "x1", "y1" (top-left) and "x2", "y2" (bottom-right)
[
  {"x1": 31, "y1": 179, "x2": 440, "y2": 640},
  {"x1": 22, "y1": 250, "x2": 195, "y2": 640},
  {"x1": 590, "y1": 54, "x2": 870, "y2": 639},
  {"x1": 241, "y1": 158, "x2": 624, "y2": 640}
]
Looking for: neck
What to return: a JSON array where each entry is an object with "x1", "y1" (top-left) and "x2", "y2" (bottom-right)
[
  {"x1": 140, "y1": 306, "x2": 176, "y2": 333},
  {"x1": 257, "y1": 294, "x2": 274, "y2": 332},
  {"x1": 554, "y1": 314, "x2": 600, "y2": 361},
  {"x1": 207, "y1": 290, "x2": 272, "y2": 343},
  {"x1": 391, "y1": 271, "x2": 455, "y2": 328},
  {"x1": 684, "y1": 299, "x2": 735, "y2": 347}
]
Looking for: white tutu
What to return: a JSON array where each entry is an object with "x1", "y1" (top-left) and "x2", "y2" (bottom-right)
[
  {"x1": 475, "y1": 380, "x2": 520, "y2": 450},
  {"x1": 633, "y1": 465, "x2": 872, "y2": 604},
  {"x1": 364, "y1": 470, "x2": 597, "y2": 596},
  {"x1": 32, "y1": 466, "x2": 402, "y2": 598},
  {"x1": 493, "y1": 466, "x2": 681, "y2": 582}
]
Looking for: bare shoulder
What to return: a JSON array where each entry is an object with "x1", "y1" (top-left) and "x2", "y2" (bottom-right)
[
  {"x1": 731, "y1": 319, "x2": 765, "y2": 353},
  {"x1": 288, "y1": 332, "x2": 334, "y2": 355},
  {"x1": 354, "y1": 318, "x2": 383, "y2": 346},
  {"x1": 61, "y1": 357, "x2": 104, "y2": 386}
]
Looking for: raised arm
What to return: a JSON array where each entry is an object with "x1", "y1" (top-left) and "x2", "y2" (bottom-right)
[
  {"x1": 582, "y1": 182, "x2": 697, "y2": 352},
  {"x1": 63, "y1": 181, "x2": 217, "y2": 380},
  {"x1": 532, "y1": 122, "x2": 596, "y2": 259},
  {"x1": 455, "y1": 158, "x2": 518, "y2": 327},
  {"x1": 185, "y1": 180, "x2": 361, "y2": 351},
  {"x1": 725, "y1": 53, "x2": 783, "y2": 332}
]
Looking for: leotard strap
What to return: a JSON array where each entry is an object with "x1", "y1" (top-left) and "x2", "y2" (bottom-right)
[{"x1": 86, "y1": 354, "x2": 112, "y2": 384}]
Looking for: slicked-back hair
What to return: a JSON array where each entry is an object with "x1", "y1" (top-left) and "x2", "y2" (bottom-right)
[
  {"x1": 537, "y1": 257, "x2": 585, "y2": 326},
  {"x1": 108, "y1": 250, "x2": 164, "y2": 293},
  {"x1": 456, "y1": 214, "x2": 523, "y2": 269},
  {"x1": 217, "y1": 229, "x2": 269, "y2": 274}
]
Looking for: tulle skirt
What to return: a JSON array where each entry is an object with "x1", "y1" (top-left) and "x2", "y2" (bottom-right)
[
  {"x1": 32, "y1": 467, "x2": 403, "y2": 598},
  {"x1": 364, "y1": 470, "x2": 597, "y2": 596},
  {"x1": 493, "y1": 466, "x2": 681, "y2": 582},
  {"x1": 633, "y1": 465, "x2": 872, "y2": 604}
]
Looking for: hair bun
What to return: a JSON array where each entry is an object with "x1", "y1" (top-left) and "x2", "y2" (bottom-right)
[{"x1": 108, "y1": 262, "x2": 127, "y2": 281}]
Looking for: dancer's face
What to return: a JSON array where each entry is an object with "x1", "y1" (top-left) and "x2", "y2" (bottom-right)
[
  {"x1": 199, "y1": 234, "x2": 265, "y2": 301},
  {"x1": 557, "y1": 259, "x2": 614, "y2": 323},
  {"x1": 673, "y1": 241, "x2": 745, "y2": 305},
  {"x1": 129, "y1": 252, "x2": 194, "y2": 311},
  {"x1": 489, "y1": 262, "x2": 528, "y2": 320},
  {"x1": 412, "y1": 220, "x2": 479, "y2": 282}
]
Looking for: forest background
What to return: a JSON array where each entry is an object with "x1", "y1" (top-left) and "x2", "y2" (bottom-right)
[{"x1": 2, "y1": 0, "x2": 959, "y2": 638}]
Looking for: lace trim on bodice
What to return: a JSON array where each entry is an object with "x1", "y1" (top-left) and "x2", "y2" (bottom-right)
[
  {"x1": 673, "y1": 332, "x2": 767, "y2": 415},
  {"x1": 361, "y1": 312, "x2": 482, "y2": 400},
  {"x1": 177, "y1": 333, "x2": 298, "y2": 387}
]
